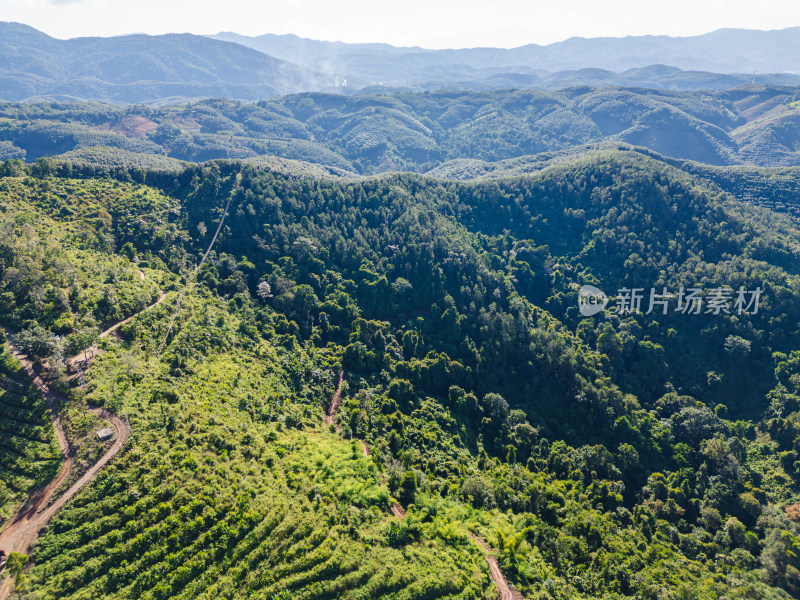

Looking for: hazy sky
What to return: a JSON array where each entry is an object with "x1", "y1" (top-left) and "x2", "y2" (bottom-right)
[{"x1": 2, "y1": 0, "x2": 800, "y2": 47}]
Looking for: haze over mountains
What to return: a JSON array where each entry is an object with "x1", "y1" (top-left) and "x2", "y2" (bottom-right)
[
  {"x1": 213, "y1": 27, "x2": 800, "y2": 90},
  {"x1": 2, "y1": 22, "x2": 800, "y2": 104},
  {"x1": 2, "y1": 21, "x2": 800, "y2": 171}
]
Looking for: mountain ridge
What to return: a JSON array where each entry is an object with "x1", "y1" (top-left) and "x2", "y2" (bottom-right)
[
  {"x1": 211, "y1": 26, "x2": 800, "y2": 86},
  {"x1": 2, "y1": 22, "x2": 800, "y2": 104},
  {"x1": 4, "y1": 86, "x2": 800, "y2": 171},
  {"x1": 0, "y1": 21, "x2": 339, "y2": 103}
]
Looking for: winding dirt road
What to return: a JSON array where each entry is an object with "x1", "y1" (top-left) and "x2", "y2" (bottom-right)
[
  {"x1": 0, "y1": 330, "x2": 132, "y2": 599},
  {"x1": 65, "y1": 290, "x2": 167, "y2": 372},
  {"x1": 0, "y1": 290, "x2": 163, "y2": 597}
]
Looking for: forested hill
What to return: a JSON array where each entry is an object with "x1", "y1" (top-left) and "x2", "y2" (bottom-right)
[
  {"x1": 2, "y1": 146, "x2": 800, "y2": 598},
  {"x1": 2, "y1": 85, "x2": 800, "y2": 173},
  {"x1": 428, "y1": 145, "x2": 800, "y2": 220}
]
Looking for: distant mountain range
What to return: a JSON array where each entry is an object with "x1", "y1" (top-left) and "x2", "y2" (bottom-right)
[
  {"x1": 1, "y1": 22, "x2": 800, "y2": 103},
  {"x1": 0, "y1": 22, "x2": 337, "y2": 103},
  {"x1": 212, "y1": 28, "x2": 800, "y2": 88}
]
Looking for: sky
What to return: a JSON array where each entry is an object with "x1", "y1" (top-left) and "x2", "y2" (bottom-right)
[{"x1": 2, "y1": 0, "x2": 800, "y2": 48}]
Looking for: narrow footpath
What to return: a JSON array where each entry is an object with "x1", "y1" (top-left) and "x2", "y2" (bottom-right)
[
  {"x1": 324, "y1": 369, "x2": 345, "y2": 428},
  {"x1": 325, "y1": 371, "x2": 523, "y2": 597}
]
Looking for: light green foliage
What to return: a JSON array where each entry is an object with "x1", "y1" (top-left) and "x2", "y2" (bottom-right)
[{"x1": 7, "y1": 552, "x2": 28, "y2": 578}]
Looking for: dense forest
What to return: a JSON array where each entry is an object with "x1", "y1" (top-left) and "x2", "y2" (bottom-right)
[{"x1": 0, "y1": 138, "x2": 799, "y2": 599}]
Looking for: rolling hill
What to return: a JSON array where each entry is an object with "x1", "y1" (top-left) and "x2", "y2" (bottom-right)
[
  {"x1": 2, "y1": 85, "x2": 800, "y2": 171},
  {"x1": 4, "y1": 20, "x2": 800, "y2": 600}
]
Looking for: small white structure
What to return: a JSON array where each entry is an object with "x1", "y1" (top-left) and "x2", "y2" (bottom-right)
[{"x1": 97, "y1": 428, "x2": 113, "y2": 441}]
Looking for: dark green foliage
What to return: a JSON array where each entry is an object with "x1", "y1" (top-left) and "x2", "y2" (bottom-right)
[{"x1": 13, "y1": 325, "x2": 59, "y2": 363}]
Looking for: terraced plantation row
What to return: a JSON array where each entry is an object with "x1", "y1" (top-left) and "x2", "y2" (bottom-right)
[
  {"x1": 0, "y1": 348, "x2": 60, "y2": 522},
  {"x1": 7, "y1": 293, "x2": 490, "y2": 600},
  {"x1": 29, "y1": 407, "x2": 490, "y2": 599}
]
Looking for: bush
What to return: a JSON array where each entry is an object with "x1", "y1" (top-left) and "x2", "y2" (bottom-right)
[{"x1": 461, "y1": 476, "x2": 494, "y2": 508}]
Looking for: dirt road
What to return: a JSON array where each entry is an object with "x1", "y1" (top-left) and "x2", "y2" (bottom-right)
[
  {"x1": 0, "y1": 324, "x2": 133, "y2": 596},
  {"x1": 65, "y1": 290, "x2": 167, "y2": 371},
  {"x1": 324, "y1": 370, "x2": 344, "y2": 428},
  {"x1": 468, "y1": 533, "x2": 525, "y2": 600},
  {"x1": 0, "y1": 407, "x2": 130, "y2": 559},
  {"x1": 0, "y1": 289, "x2": 156, "y2": 597},
  {"x1": 322, "y1": 371, "x2": 516, "y2": 595},
  {"x1": 358, "y1": 440, "x2": 406, "y2": 518}
]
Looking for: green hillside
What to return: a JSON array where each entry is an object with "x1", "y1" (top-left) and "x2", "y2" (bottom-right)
[{"x1": 1, "y1": 148, "x2": 800, "y2": 599}]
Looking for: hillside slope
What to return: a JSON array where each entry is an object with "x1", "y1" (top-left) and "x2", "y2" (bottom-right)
[{"x1": 1, "y1": 150, "x2": 800, "y2": 598}]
